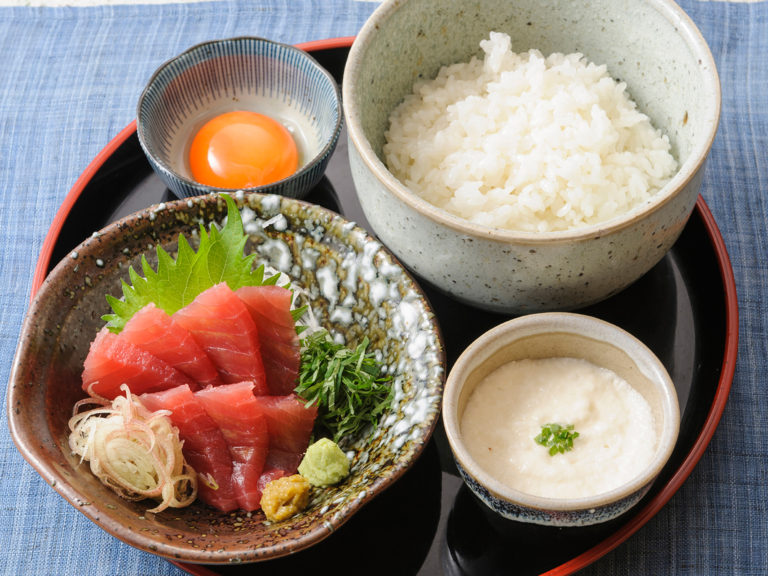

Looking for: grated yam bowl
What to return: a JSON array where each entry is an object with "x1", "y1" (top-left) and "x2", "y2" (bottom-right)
[
  {"x1": 442, "y1": 313, "x2": 680, "y2": 527},
  {"x1": 7, "y1": 192, "x2": 445, "y2": 563}
]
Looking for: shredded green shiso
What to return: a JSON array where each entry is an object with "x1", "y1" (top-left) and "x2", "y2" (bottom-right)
[{"x1": 295, "y1": 330, "x2": 393, "y2": 443}]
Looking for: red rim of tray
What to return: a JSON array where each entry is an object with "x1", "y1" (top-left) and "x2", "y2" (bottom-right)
[{"x1": 30, "y1": 36, "x2": 739, "y2": 576}]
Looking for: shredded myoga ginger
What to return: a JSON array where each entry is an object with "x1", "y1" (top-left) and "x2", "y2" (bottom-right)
[{"x1": 68, "y1": 384, "x2": 197, "y2": 513}]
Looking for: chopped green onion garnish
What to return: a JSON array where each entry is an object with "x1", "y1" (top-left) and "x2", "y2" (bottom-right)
[{"x1": 535, "y1": 423, "x2": 579, "y2": 456}]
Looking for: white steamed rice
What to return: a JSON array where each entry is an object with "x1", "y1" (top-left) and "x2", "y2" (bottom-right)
[{"x1": 383, "y1": 32, "x2": 678, "y2": 233}]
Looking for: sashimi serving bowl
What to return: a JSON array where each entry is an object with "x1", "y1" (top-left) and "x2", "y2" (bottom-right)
[{"x1": 8, "y1": 192, "x2": 445, "y2": 564}]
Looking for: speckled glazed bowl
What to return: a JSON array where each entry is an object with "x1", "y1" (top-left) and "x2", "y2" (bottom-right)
[
  {"x1": 442, "y1": 313, "x2": 679, "y2": 527},
  {"x1": 138, "y1": 37, "x2": 342, "y2": 200},
  {"x1": 344, "y1": 0, "x2": 720, "y2": 314},
  {"x1": 8, "y1": 192, "x2": 444, "y2": 563}
]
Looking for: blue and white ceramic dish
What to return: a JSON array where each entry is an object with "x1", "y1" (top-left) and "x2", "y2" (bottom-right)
[
  {"x1": 442, "y1": 312, "x2": 680, "y2": 527},
  {"x1": 137, "y1": 37, "x2": 342, "y2": 199}
]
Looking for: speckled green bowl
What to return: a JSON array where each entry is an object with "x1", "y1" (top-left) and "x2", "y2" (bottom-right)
[
  {"x1": 8, "y1": 192, "x2": 445, "y2": 563},
  {"x1": 344, "y1": 0, "x2": 720, "y2": 313}
]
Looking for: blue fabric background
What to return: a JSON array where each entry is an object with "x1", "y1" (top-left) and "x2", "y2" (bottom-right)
[{"x1": 0, "y1": 1, "x2": 765, "y2": 574}]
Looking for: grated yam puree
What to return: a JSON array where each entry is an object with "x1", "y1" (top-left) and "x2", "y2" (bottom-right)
[
  {"x1": 460, "y1": 357, "x2": 658, "y2": 499},
  {"x1": 383, "y1": 32, "x2": 678, "y2": 233}
]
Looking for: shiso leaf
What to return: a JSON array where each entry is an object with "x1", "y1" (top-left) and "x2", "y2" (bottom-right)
[
  {"x1": 103, "y1": 194, "x2": 281, "y2": 332},
  {"x1": 295, "y1": 330, "x2": 394, "y2": 443}
]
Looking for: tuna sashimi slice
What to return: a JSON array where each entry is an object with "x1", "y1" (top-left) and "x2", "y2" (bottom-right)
[
  {"x1": 236, "y1": 286, "x2": 301, "y2": 395},
  {"x1": 174, "y1": 283, "x2": 268, "y2": 393},
  {"x1": 253, "y1": 394, "x2": 317, "y2": 473},
  {"x1": 121, "y1": 303, "x2": 221, "y2": 387},
  {"x1": 140, "y1": 385, "x2": 238, "y2": 513},
  {"x1": 195, "y1": 382, "x2": 270, "y2": 511},
  {"x1": 82, "y1": 327, "x2": 196, "y2": 400},
  {"x1": 264, "y1": 449, "x2": 303, "y2": 476}
]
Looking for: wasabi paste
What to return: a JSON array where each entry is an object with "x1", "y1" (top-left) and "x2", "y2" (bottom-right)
[{"x1": 298, "y1": 438, "x2": 350, "y2": 486}]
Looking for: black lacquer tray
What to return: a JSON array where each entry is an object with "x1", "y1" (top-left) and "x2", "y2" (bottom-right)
[{"x1": 33, "y1": 39, "x2": 738, "y2": 576}]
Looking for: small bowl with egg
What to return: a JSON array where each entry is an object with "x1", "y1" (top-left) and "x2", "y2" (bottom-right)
[
  {"x1": 343, "y1": 0, "x2": 720, "y2": 313},
  {"x1": 137, "y1": 36, "x2": 342, "y2": 199},
  {"x1": 442, "y1": 312, "x2": 680, "y2": 527}
]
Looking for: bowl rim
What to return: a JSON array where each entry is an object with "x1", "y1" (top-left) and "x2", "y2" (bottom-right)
[
  {"x1": 343, "y1": 0, "x2": 722, "y2": 244},
  {"x1": 441, "y1": 312, "x2": 681, "y2": 512},
  {"x1": 136, "y1": 35, "x2": 343, "y2": 195}
]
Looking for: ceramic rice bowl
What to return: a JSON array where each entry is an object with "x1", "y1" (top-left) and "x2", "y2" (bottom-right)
[
  {"x1": 344, "y1": 0, "x2": 721, "y2": 314},
  {"x1": 137, "y1": 37, "x2": 342, "y2": 200},
  {"x1": 8, "y1": 192, "x2": 445, "y2": 563},
  {"x1": 442, "y1": 313, "x2": 680, "y2": 527}
]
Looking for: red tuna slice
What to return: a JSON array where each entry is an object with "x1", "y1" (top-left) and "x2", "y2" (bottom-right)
[
  {"x1": 82, "y1": 327, "x2": 196, "y2": 400},
  {"x1": 253, "y1": 394, "x2": 317, "y2": 473},
  {"x1": 195, "y1": 382, "x2": 270, "y2": 512},
  {"x1": 140, "y1": 385, "x2": 238, "y2": 513},
  {"x1": 264, "y1": 449, "x2": 303, "y2": 476},
  {"x1": 120, "y1": 303, "x2": 221, "y2": 387},
  {"x1": 236, "y1": 286, "x2": 300, "y2": 395},
  {"x1": 173, "y1": 283, "x2": 268, "y2": 393}
]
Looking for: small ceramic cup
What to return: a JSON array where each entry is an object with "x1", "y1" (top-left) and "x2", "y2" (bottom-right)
[
  {"x1": 138, "y1": 37, "x2": 342, "y2": 199},
  {"x1": 442, "y1": 312, "x2": 680, "y2": 527}
]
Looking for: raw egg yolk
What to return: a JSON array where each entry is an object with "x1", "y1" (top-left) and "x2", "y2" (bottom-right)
[{"x1": 188, "y1": 110, "x2": 299, "y2": 189}]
